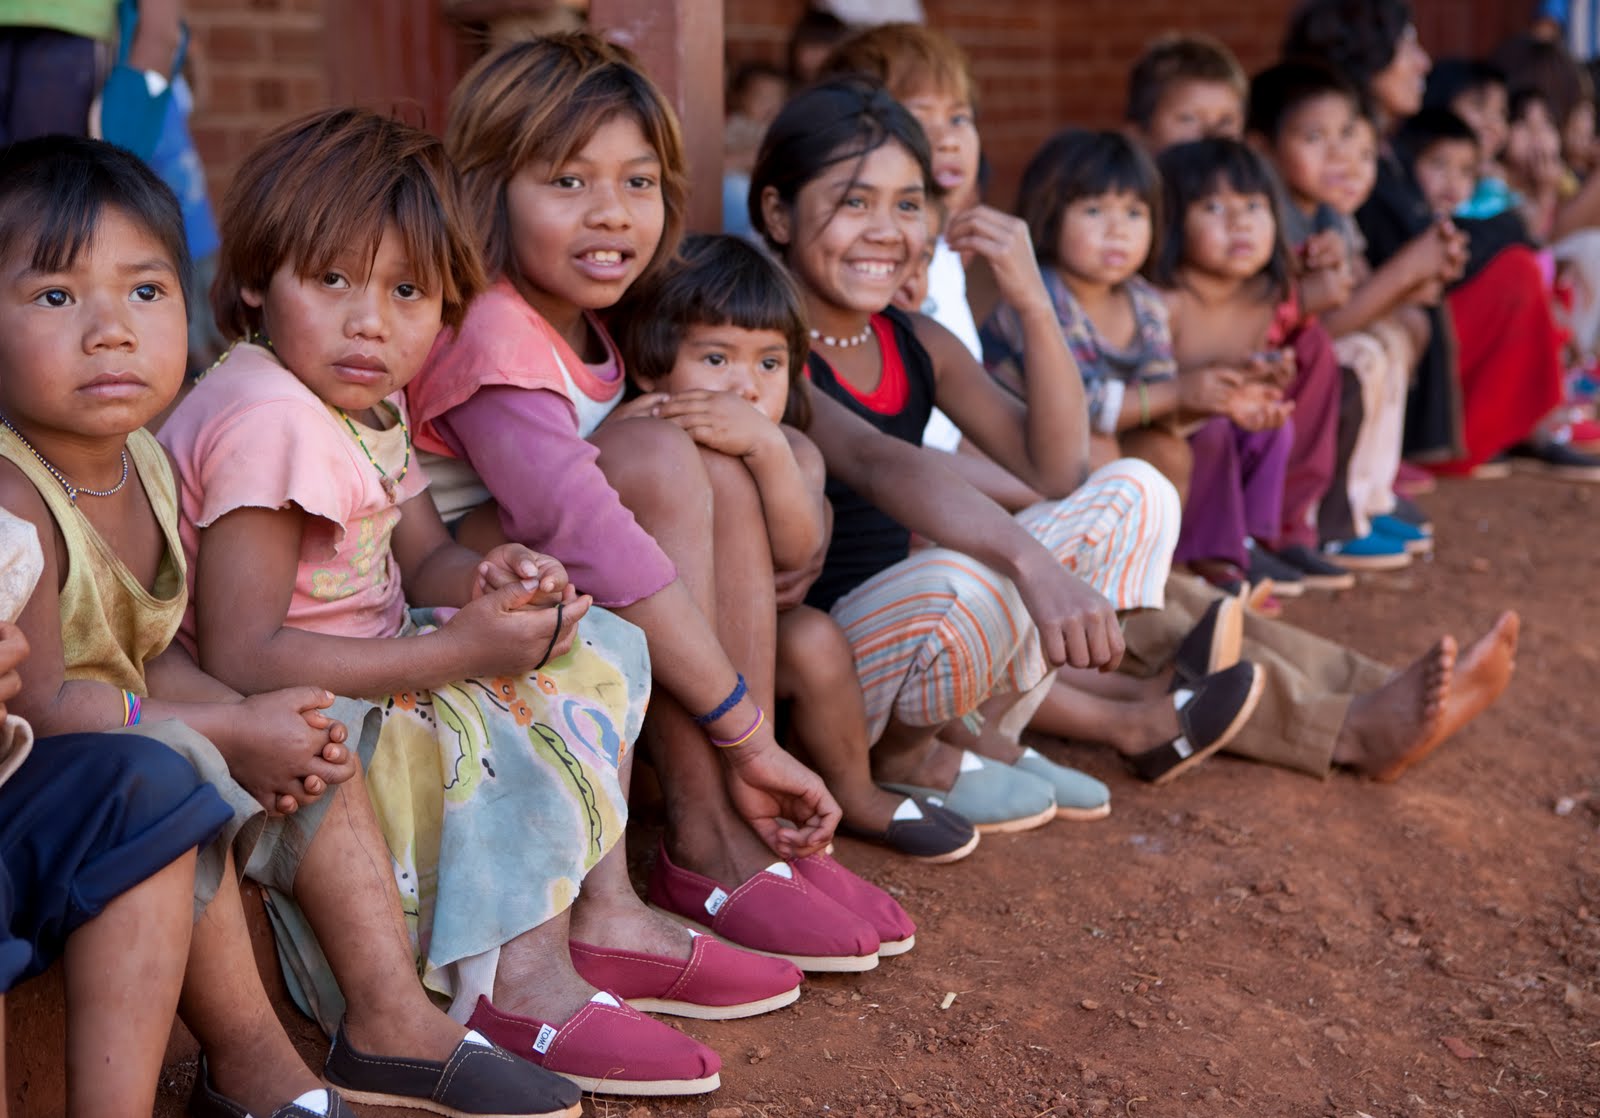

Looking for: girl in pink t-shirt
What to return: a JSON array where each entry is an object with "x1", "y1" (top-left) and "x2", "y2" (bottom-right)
[
  {"x1": 411, "y1": 34, "x2": 874, "y2": 989},
  {"x1": 164, "y1": 108, "x2": 729, "y2": 1097}
]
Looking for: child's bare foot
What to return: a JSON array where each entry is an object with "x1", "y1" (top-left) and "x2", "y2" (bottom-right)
[
  {"x1": 570, "y1": 892, "x2": 694, "y2": 960},
  {"x1": 666, "y1": 813, "x2": 797, "y2": 891},
  {"x1": 204, "y1": 1041, "x2": 326, "y2": 1118},
  {"x1": 1376, "y1": 611, "x2": 1519, "y2": 782},
  {"x1": 1335, "y1": 635, "x2": 1455, "y2": 777}
]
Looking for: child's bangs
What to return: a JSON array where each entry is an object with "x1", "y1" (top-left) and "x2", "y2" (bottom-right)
[
  {"x1": 288, "y1": 184, "x2": 450, "y2": 308},
  {"x1": 0, "y1": 138, "x2": 190, "y2": 298}
]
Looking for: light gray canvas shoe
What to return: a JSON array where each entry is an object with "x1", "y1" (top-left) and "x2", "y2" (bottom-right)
[{"x1": 879, "y1": 750, "x2": 1057, "y2": 834}]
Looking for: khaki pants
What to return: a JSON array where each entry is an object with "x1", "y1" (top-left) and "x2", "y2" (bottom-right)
[{"x1": 1121, "y1": 575, "x2": 1392, "y2": 777}]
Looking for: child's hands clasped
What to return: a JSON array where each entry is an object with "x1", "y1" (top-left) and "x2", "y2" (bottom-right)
[
  {"x1": 474, "y1": 544, "x2": 569, "y2": 607},
  {"x1": 444, "y1": 579, "x2": 591, "y2": 678},
  {"x1": 228, "y1": 687, "x2": 355, "y2": 815},
  {"x1": 650, "y1": 389, "x2": 785, "y2": 460}
]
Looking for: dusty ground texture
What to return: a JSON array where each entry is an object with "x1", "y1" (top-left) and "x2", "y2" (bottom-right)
[{"x1": 146, "y1": 472, "x2": 1599, "y2": 1118}]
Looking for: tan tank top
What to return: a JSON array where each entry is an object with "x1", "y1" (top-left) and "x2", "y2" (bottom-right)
[{"x1": 0, "y1": 427, "x2": 186, "y2": 693}]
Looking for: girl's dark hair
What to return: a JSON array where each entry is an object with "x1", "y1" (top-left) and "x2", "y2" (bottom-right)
[
  {"x1": 611, "y1": 234, "x2": 813, "y2": 429},
  {"x1": 1282, "y1": 0, "x2": 1415, "y2": 93},
  {"x1": 1148, "y1": 138, "x2": 1292, "y2": 297},
  {"x1": 1015, "y1": 129, "x2": 1161, "y2": 271},
  {"x1": 1424, "y1": 58, "x2": 1507, "y2": 113},
  {"x1": 1491, "y1": 33, "x2": 1592, "y2": 131},
  {"x1": 748, "y1": 75, "x2": 939, "y2": 254},
  {"x1": 0, "y1": 135, "x2": 192, "y2": 313}
]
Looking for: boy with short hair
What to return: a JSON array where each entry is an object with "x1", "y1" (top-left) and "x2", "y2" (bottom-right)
[
  {"x1": 1124, "y1": 32, "x2": 1248, "y2": 152},
  {"x1": 1396, "y1": 108, "x2": 1485, "y2": 218}
]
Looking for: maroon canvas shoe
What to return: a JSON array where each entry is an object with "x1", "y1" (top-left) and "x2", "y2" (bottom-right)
[
  {"x1": 646, "y1": 841, "x2": 879, "y2": 972},
  {"x1": 467, "y1": 993, "x2": 720, "y2": 1098},
  {"x1": 570, "y1": 932, "x2": 803, "y2": 1020},
  {"x1": 791, "y1": 852, "x2": 917, "y2": 957}
]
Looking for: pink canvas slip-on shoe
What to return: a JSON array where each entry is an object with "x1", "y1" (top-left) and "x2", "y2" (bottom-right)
[
  {"x1": 790, "y1": 852, "x2": 916, "y2": 957},
  {"x1": 466, "y1": 992, "x2": 721, "y2": 1098},
  {"x1": 569, "y1": 932, "x2": 803, "y2": 1020},
  {"x1": 646, "y1": 841, "x2": 880, "y2": 972}
]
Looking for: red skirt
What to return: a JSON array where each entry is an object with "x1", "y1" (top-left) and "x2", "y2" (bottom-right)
[{"x1": 1433, "y1": 246, "x2": 1564, "y2": 473}]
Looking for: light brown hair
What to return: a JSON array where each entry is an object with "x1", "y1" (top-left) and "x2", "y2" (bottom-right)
[
  {"x1": 214, "y1": 107, "x2": 485, "y2": 337},
  {"x1": 818, "y1": 22, "x2": 976, "y2": 108},
  {"x1": 445, "y1": 31, "x2": 688, "y2": 286},
  {"x1": 1125, "y1": 32, "x2": 1247, "y2": 129}
]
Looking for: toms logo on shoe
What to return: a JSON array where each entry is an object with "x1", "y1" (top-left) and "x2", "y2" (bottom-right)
[
  {"x1": 705, "y1": 887, "x2": 730, "y2": 916},
  {"x1": 532, "y1": 1023, "x2": 559, "y2": 1055}
]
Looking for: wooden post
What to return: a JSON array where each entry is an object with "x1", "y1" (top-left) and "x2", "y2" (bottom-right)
[{"x1": 589, "y1": 0, "x2": 725, "y2": 232}]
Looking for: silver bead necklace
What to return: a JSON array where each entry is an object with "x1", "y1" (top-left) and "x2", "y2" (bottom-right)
[
  {"x1": 0, "y1": 413, "x2": 129, "y2": 503},
  {"x1": 810, "y1": 324, "x2": 874, "y2": 348}
]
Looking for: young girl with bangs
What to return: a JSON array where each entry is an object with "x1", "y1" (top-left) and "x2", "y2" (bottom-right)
[
  {"x1": 747, "y1": 77, "x2": 1261, "y2": 797},
  {"x1": 410, "y1": 32, "x2": 891, "y2": 1021},
  {"x1": 612, "y1": 232, "x2": 979, "y2": 866},
  {"x1": 1148, "y1": 138, "x2": 1310, "y2": 598},
  {"x1": 0, "y1": 133, "x2": 581, "y2": 1118}
]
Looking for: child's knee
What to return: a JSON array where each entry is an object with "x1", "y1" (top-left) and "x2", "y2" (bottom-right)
[
  {"x1": 593, "y1": 417, "x2": 710, "y2": 515},
  {"x1": 778, "y1": 606, "x2": 857, "y2": 693}
]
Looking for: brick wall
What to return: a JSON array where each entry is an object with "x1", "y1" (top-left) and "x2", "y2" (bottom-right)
[
  {"x1": 185, "y1": 0, "x2": 330, "y2": 203},
  {"x1": 183, "y1": 0, "x2": 1542, "y2": 220}
]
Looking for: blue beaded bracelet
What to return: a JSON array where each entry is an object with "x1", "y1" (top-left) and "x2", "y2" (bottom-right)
[{"x1": 694, "y1": 673, "x2": 747, "y2": 727}]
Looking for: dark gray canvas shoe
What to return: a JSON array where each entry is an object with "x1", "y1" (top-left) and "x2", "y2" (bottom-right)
[
  {"x1": 323, "y1": 1023, "x2": 582, "y2": 1118},
  {"x1": 188, "y1": 1057, "x2": 356, "y2": 1118}
]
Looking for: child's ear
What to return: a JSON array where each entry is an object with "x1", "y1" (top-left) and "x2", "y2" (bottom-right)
[
  {"x1": 759, "y1": 186, "x2": 792, "y2": 247},
  {"x1": 240, "y1": 286, "x2": 265, "y2": 309}
]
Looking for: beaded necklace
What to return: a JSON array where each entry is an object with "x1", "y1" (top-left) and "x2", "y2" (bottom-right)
[
  {"x1": 0, "y1": 412, "x2": 129, "y2": 503},
  {"x1": 337, "y1": 403, "x2": 411, "y2": 504}
]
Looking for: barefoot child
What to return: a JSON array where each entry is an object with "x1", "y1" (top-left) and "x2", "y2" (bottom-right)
[
  {"x1": 0, "y1": 134, "x2": 576, "y2": 1118},
  {"x1": 162, "y1": 107, "x2": 729, "y2": 1099},
  {"x1": 411, "y1": 33, "x2": 876, "y2": 981},
  {"x1": 613, "y1": 233, "x2": 980, "y2": 865}
]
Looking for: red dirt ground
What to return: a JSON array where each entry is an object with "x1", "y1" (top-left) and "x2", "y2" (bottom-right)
[{"x1": 133, "y1": 472, "x2": 1600, "y2": 1116}]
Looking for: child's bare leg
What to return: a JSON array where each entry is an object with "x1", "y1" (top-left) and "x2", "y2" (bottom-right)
[
  {"x1": 494, "y1": 908, "x2": 594, "y2": 1025},
  {"x1": 568, "y1": 749, "x2": 692, "y2": 958},
  {"x1": 1023, "y1": 677, "x2": 1183, "y2": 757},
  {"x1": 777, "y1": 605, "x2": 904, "y2": 833},
  {"x1": 289, "y1": 772, "x2": 463, "y2": 1062},
  {"x1": 180, "y1": 850, "x2": 323, "y2": 1116},
  {"x1": 594, "y1": 421, "x2": 790, "y2": 886},
  {"x1": 63, "y1": 849, "x2": 195, "y2": 1117},
  {"x1": 869, "y1": 715, "x2": 964, "y2": 791}
]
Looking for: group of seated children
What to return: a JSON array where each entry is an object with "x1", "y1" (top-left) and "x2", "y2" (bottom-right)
[{"x1": 2, "y1": 1, "x2": 1538, "y2": 1113}]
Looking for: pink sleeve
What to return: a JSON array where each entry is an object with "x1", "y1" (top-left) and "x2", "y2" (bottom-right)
[
  {"x1": 189, "y1": 397, "x2": 352, "y2": 561},
  {"x1": 434, "y1": 386, "x2": 677, "y2": 608}
]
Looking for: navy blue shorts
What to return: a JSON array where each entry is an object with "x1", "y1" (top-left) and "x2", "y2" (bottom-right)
[{"x1": 0, "y1": 732, "x2": 231, "y2": 989}]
